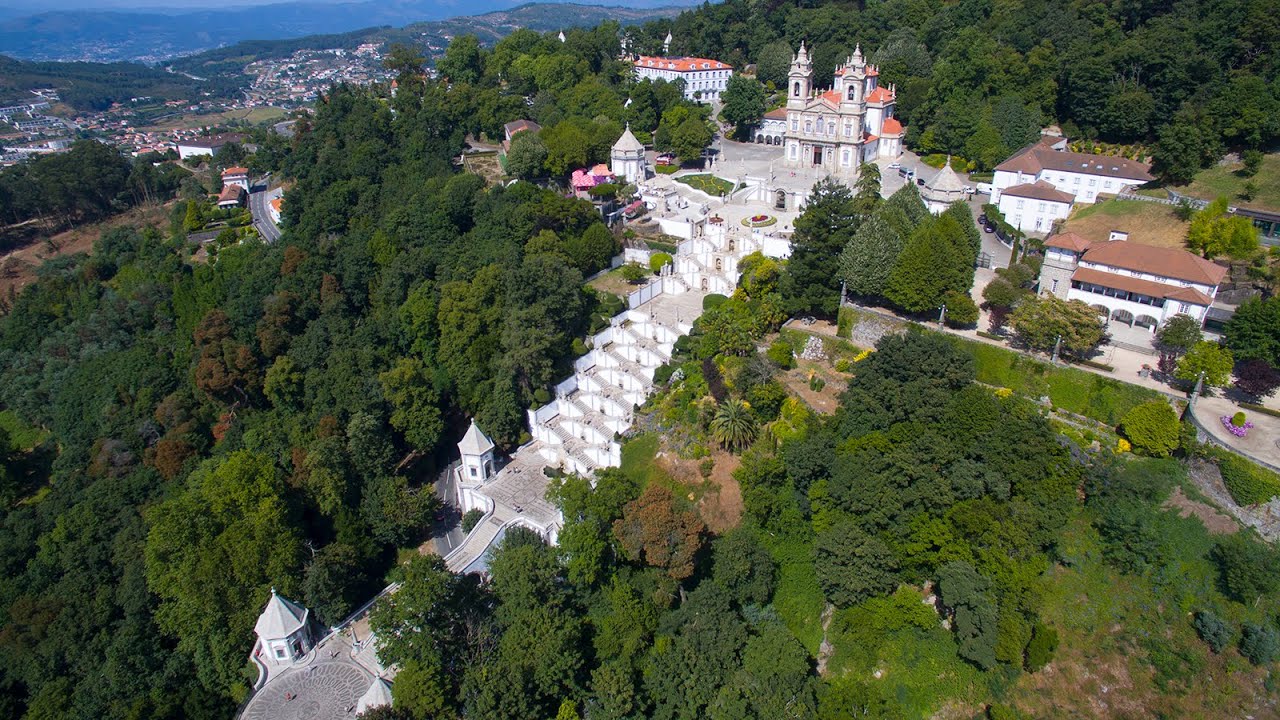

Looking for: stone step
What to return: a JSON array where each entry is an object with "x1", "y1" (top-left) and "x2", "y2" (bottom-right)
[{"x1": 601, "y1": 346, "x2": 653, "y2": 388}]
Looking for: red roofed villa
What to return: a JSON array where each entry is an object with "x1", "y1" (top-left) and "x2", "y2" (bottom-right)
[
  {"x1": 1038, "y1": 230, "x2": 1228, "y2": 339},
  {"x1": 633, "y1": 55, "x2": 733, "y2": 102}
]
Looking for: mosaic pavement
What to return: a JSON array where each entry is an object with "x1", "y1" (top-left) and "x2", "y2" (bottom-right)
[{"x1": 241, "y1": 660, "x2": 371, "y2": 720}]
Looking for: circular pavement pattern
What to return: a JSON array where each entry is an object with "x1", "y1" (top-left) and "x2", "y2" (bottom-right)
[{"x1": 242, "y1": 661, "x2": 371, "y2": 720}]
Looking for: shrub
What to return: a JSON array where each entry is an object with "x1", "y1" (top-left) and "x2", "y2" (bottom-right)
[
  {"x1": 836, "y1": 307, "x2": 854, "y2": 339},
  {"x1": 834, "y1": 358, "x2": 850, "y2": 372},
  {"x1": 699, "y1": 457, "x2": 715, "y2": 478},
  {"x1": 1119, "y1": 401, "x2": 1180, "y2": 457},
  {"x1": 1231, "y1": 411, "x2": 1246, "y2": 427},
  {"x1": 1193, "y1": 610, "x2": 1233, "y2": 653},
  {"x1": 942, "y1": 290, "x2": 979, "y2": 328},
  {"x1": 649, "y1": 252, "x2": 673, "y2": 273},
  {"x1": 1025, "y1": 623, "x2": 1058, "y2": 671},
  {"x1": 571, "y1": 338, "x2": 589, "y2": 356},
  {"x1": 767, "y1": 340, "x2": 794, "y2": 369},
  {"x1": 703, "y1": 293, "x2": 729, "y2": 311},
  {"x1": 654, "y1": 363, "x2": 677, "y2": 384},
  {"x1": 1239, "y1": 623, "x2": 1280, "y2": 665},
  {"x1": 532, "y1": 388, "x2": 552, "y2": 405},
  {"x1": 461, "y1": 508, "x2": 485, "y2": 533},
  {"x1": 809, "y1": 375, "x2": 826, "y2": 392},
  {"x1": 1218, "y1": 454, "x2": 1280, "y2": 506},
  {"x1": 1117, "y1": 438, "x2": 1132, "y2": 453}
]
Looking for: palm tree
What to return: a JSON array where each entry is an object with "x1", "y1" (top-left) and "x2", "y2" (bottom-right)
[{"x1": 710, "y1": 399, "x2": 757, "y2": 451}]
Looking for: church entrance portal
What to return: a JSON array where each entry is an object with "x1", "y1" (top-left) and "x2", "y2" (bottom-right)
[{"x1": 812, "y1": 146, "x2": 822, "y2": 165}]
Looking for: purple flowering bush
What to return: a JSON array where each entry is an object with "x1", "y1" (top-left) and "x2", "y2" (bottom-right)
[{"x1": 1222, "y1": 415, "x2": 1254, "y2": 438}]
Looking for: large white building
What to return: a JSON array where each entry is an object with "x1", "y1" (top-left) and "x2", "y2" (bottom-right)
[
  {"x1": 633, "y1": 56, "x2": 733, "y2": 102},
  {"x1": 992, "y1": 140, "x2": 1153, "y2": 205},
  {"x1": 996, "y1": 179, "x2": 1075, "y2": 233},
  {"x1": 1038, "y1": 231, "x2": 1227, "y2": 331},
  {"x1": 781, "y1": 43, "x2": 904, "y2": 177}
]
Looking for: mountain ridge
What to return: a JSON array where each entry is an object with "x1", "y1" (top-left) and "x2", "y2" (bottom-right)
[{"x1": 0, "y1": 0, "x2": 693, "y2": 62}]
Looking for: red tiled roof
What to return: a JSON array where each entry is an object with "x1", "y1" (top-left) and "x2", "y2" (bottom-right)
[
  {"x1": 1044, "y1": 232, "x2": 1091, "y2": 252},
  {"x1": 634, "y1": 56, "x2": 732, "y2": 72},
  {"x1": 996, "y1": 144, "x2": 1153, "y2": 182},
  {"x1": 217, "y1": 185, "x2": 244, "y2": 204},
  {"x1": 221, "y1": 166, "x2": 248, "y2": 176},
  {"x1": 867, "y1": 67, "x2": 879, "y2": 77},
  {"x1": 818, "y1": 89, "x2": 842, "y2": 106},
  {"x1": 1001, "y1": 180, "x2": 1075, "y2": 204},
  {"x1": 1072, "y1": 267, "x2": 1214, "y2": 306},
  {"x1": 866, "y1": 86, "x2": 893, "y2": 104},
  {"x1": 1081, "y1": 241, "x2": 1227, "y2": 285},
  {"x1": 270, "y1": 197, "x2": 283, "y2": 211},
  {"x1": 879, "y1": 117, "x2": 903, "y2": 135},
  {"x1": 763, "y1": 108, "x2": 788, "y2": 119}
]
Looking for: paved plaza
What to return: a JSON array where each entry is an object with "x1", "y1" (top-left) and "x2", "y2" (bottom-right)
[{"x1": 241, "y1": 660, "x2": 371, "y2": 720}]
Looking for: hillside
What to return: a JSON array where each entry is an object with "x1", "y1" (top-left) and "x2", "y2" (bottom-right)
[
  {"x1": 0, "y1": 0, "x2": 693, "y2": 63},
  {"x1": 0, "y1": 54, "x2": 237, "y2": 110}
]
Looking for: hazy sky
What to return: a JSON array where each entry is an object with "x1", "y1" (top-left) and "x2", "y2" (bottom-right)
[{"x1": 5, "y1": 0, "x2": 357, "y2": 9}]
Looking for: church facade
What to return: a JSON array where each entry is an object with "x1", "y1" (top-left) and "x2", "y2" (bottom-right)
[{"x1": 782, "y1": 43, "x2": 904, "y2": 176}]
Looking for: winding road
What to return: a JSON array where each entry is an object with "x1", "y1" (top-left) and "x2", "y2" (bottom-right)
[{"x1": 249, "y1": 179, "x2": 282, "y2": 243}]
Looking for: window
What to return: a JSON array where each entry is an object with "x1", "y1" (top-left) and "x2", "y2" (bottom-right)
[
  {"x1": 1088, "y1": 178, "x2": 1097, "y2": 187},
  {"x1": 1073, "y1": 176, "x2": 1080, "y2": 185},
  {"x1": 1016, "y1": 199, "x2": 1024, "y2": 210},
  {"x1": 274, "y1": 647, "x2": 287, "y2": 660},
  {"x1": 1051, "y1": 279, "x2": 1059, "y2": 292},
  {"x1": 791, "y1": 119, "x2": 798, "y2": 131},
  {"x1": 1104, "y1": 180, "x2": 1113, "y2": 188},
  {"x1": 469, "y1": 467, "x2": 476, "y2": 477},
  {"x1": 843, "y1": 149, "x2": 850, "y2": 165},
  {"x1": 1180, "y1": 303, "x2": 1190, "y2": 313},
  {"x1": 844, "y1": 122, "x2": 851, "y2": 137},
  {"x1": 805, "y1": 121, "x2": 812, "y2": 133},
  {"x1": 828, "y1": 122, "x2": 835, "y2": 134},
  {"x1": 1038, "y1": 202, "x2": 1046, "y2": 212}
]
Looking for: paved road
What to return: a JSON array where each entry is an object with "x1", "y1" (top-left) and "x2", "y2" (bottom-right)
[
  {"x1": 431, "y1": 464, "x2": 466, "y2": 557},
  {"x1": 249, "y1": 182, "x2": 282, "y2": 243}
]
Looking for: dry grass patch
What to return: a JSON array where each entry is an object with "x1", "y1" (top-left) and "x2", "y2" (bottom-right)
[
  {"x1": 1061, "y1": 200, "x2": 1190, "y2": 249},
  {"x1": 1162, "y1": 485, "x2": 1239, "y2": 535},
  {"x1": 655, "y1": 449, "x2": 743, "y2": 533}
]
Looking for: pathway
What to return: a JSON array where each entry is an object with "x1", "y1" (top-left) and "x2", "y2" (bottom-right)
[{"x1": 1189, "y1": 395, "x2": 1280, "y2": 472}]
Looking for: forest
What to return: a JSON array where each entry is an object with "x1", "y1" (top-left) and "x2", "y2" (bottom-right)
[
  {"x1": 0, "y1": 55, "x2": 239, "y2": 112},
  {"x1": 1, "y1": 1, "x2": 1279, "y2": 718}
]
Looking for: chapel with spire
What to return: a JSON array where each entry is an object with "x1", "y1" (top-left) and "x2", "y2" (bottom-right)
[{"x1": 781, "y1": 42, "x2": 904, "y2": 176}]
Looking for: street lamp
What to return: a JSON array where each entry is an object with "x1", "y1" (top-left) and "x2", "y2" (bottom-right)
[
  {"x1": 938, "y1": 303, "x2": 947, "y2": 328},
  {"x1": 1050, "y1": 334, "x2": 1062, "y2": 364}
]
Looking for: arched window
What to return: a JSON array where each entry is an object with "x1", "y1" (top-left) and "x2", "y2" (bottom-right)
[
  {"x1": 793, "y1": 81, "x2": 800, "y2": 97},
  {"x1": 847, "y1": 85, "x2": 856, "y2": 101}
]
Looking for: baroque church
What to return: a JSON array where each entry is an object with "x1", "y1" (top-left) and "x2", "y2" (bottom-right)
[{"x1": 782, "y1": 42, "x2": 904, "y2": 176}]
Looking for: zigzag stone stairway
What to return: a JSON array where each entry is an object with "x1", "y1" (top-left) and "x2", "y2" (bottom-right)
[{"x1": 445, "y1": 220, "x2": 764, "y2": 573}]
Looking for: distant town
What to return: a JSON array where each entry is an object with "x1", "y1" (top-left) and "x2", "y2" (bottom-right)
[{"x1": 0, "y1": 43, "x2": 398, "y2": 165}]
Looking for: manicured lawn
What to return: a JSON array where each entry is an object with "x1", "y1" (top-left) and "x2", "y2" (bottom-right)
[
  {"x1": 1061, "y1": 199, "x2": 1190, "y2": 249},
  {"x1": 1180, "y1": 152, "x2": 1280, "y2": 212},
  {"x1": 675, "y1": 173, "x2": 737, "y2": 196},
  {"x1": 962, "y1": 340, "x2": 1167, "y2": 425},
  {"x1": 619, "y1": 433, "x2": 662, "y2": 485}
]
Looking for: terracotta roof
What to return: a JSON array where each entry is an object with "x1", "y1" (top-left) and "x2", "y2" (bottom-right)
[
  {"x1": 879, "y1": 117, "x2": 903, "y2": 135},
  {"x1": 221, "y1": 166, "x2": 248, "y2": 176},
  {"x1": 996, "y1": 144, "x2": 1153, "y2": 182},
  {"x1": 503, "y1": 119, "x2": 540, "y2": 138},
  {"x1": 818, "y1": 89, "x2": 842, "y2": 106},
  {"x1": 866, "y1": 86, "x2": 893, "y2": 104},
  {"x1": 1044, "y1": 232, "x2": 1091, "y2": 252},
  {"x1": 763, "y1": 108, "x2": 788, "y2": 120},
  {"x1": 1072, "y1": 267, "x2": 1214, "y2": 306},
  {"x1": 635, "y1": 56, "x2": 732, "y2": 72},
  {"x1": 216, "y1": 185, "x2": 244, "y2": 203},
  {"x1": 269, "y1": 197, "x2": 283, "y2": 211},
  {"x1": 866, "y1": 67, "x2": 879, "y2": 77},
  {"x1": 1001, "y1": 180, "x2": 1074, "y2": 204},
  {"x1": 1081, "y1": 241, "x2": 1226, "y2": 285}
]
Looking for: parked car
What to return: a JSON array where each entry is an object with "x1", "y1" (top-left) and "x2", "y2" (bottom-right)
[
  {"x1": 888, "y1": 162, "x2": 901, "y2": 170},
  {"x1": 655, "y1": 153, "x2": 676, "y2": 166}
]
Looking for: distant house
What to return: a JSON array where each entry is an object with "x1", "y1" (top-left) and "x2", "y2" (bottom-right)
[
  {"x1": 177, "y1": 133, "x2": 245, "y2": 161},
  {"x1": 217, "y1": 184, "x2": 246, "y2": 209},
  {"x1": 996, "y1": 180, "x2": 1074, "y2": 233},
  {"x1": 269, "y1": 197, "x2": 283, "y2": 224},
  {"x1": 502, "y1": 120, "x2": 541, "y2": 154},
  {"x1": 1038, "y1": 231, "x2": 1227, "y2": 332},
  {"x1": 221, "y1": 166, "x2": 250, "y2": 192},
  {"x1": 992, "y1": 140, "x2": 1152, "y2": 205}
]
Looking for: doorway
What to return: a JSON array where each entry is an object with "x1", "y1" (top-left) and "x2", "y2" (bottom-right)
[{"x1": 812, "y1": 146, "x2": 822, "y2": 165}]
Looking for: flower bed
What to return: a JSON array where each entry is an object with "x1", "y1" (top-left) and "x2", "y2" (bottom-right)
[
  {"x1": 741, "y1": 214, "x2": 778, "y2": 228},
  {"x1": 1222, "y1": 415, "x2": 1255, "y2": 438}
]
